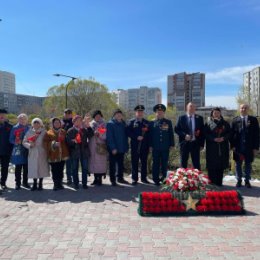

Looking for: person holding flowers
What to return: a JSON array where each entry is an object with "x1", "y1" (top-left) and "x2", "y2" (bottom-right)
[
  {"x1": 230, "y1": 104, "x2": 259, "y2": 188},
  {"x1": 88, "y1": 110, "x2": 107, "y2": 186},
  {"x1": 9, "y1": 113, "x2": 30, "y2": 190},
  {"x1": 0, "y1": 109, "x2": 13, "y2": 190},
  {"x1": 126, "y1": 105, "x2": 150, "y2": 185},
  {"x1": 175, "y1": 102, "x2": 205, "y2": 170},
  {"x1": 23, "y1": 118, "x2": 49, "y2": 191},
  {"x1": 44, "y1": 118, "x2": 69, "y2": 190},
  {"x1": 204, "y1": 107, "x2": 231, "y2": 186},
  {"x1": 66, "y1": 114, "x2": 94, "y2": 190}
]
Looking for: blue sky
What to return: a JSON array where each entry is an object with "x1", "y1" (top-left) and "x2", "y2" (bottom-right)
[{"x1": 1, "y1": 0, "x2": 260, "y2": 108}]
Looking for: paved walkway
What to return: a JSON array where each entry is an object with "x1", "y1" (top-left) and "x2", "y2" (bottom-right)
[{"x1": 0, "y1": 173, "x2": 260, "y2": 260}]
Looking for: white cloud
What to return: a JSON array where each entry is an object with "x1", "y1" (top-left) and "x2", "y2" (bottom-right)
[
  {"x1": 206, "y1": 64, "x2": 260, "y2": 84},
  {"x1": 206, "y1": 96, "x2": 237, "y2": 109}
]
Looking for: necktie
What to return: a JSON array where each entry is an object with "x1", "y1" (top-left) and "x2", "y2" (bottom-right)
[
  {"x1": 242, "y1": 118, "x2": 246, "y2": 130},
  {"x1": 189, "y1": 116, "x2": 193, "y2": 136}
]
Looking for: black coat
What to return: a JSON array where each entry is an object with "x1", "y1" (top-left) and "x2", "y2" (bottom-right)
[
  {"x1": 230, "y1": 115, "x2": 260, "y2": 162},
  {"x1": 66, "y1": 127, "x2": 94, "y2": 159},
  {"x1": 0, "y1": 122, "x2": 13, "y2": 156},
  {"x1": 126, "y1": 118, "x2": 150, "y2": 152},
  {"x1": 204, "y1": 118, "x2": 230, "y2": 170},
  {"x1": 175, "y1": 114, "x2": 205, "y2": 148}
]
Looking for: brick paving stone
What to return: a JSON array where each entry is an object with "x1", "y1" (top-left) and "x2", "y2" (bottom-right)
[{"x1": 0, "y1": 173, "x2": 260, "y2": 259}]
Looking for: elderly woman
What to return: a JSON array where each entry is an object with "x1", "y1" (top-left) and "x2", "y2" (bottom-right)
[
  {"x1": 89, "y1": 110, "x2": 107, "y2": 186},
  {"x1": 204, "y1": 107, "x2": 231, "y2": 186},
  {"x1": 9, "y1": 113, "x2": 30, "y2": 190},
  {"x1": 23, "y1": 118, "x2": 49, "y2": 191},
  {"x1": 44, "y1": 118, "x2": 69, "y2": 190}
]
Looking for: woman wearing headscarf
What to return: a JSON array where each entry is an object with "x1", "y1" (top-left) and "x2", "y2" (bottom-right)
[
  {"x1": 9, "y1": 113, "x2": 30, "y2": 190},
  {"x1": 23, "y1": 118, "x2": 49, "y2": 191},
  {"x1": 204, "y1": 107, "x2": 231, "y2": 186},
  {"x1": 88, "y1": 110, "x2": 107, "y2": 186},
  {"x1": 44, "y1": 118, "x2": 69, "y2": 190}
]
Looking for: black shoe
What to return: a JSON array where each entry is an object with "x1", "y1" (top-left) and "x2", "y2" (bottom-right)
[
  {"x1": 154, "y1": 182, "x2": 160, "y2": 186},
  {"x1": 141, "y1": 179, "x2": 150, "y2": 184},
  {"x1": 53, "y1": 185, "x2": 59, "y2": 191},
  {"x1": 67, "y1": 180, "x2": 72, "y2": 185},
  {"x1": 31, "y1": 185, "x2": 37, "y2": 191},
  {"x1": 91, "y1": 179, "x2": 98, "y2": 186},
  {"x1": 245, "y1": 181, "x2": 252, "y2": 188},
  {"x1": 22, "y1": 183, "x2": 31, "y2": 189},
  {"x1": 74, "y1": 184, "x2": 79, "y2": 190},
  {"x1": 59, "y1": 184, "x2": 65, "y2": 190},
  {"x1": 38, "y1": 184, "x2": 43, "y2": 191},
  {"x1": 111, "y1": 182, "x2": 117, "y2": 186},
  {"x1": 236, "y1": 181, "x2": 242, "y2": 188},
  {"x1": 1, "y1": 184, "x2": 7, "y2": 190},
  {"x1": 117, "y1": 178, "x2": 128, "y2": 184},
  {"x1": 82, "y1": 185, "x2": 88, "y2": 189},
  {"x1": 15, "y1": 185, "x2": 21, "y2": 190},
  {"x1": 132, "y1": 181, "x2": 138, "y2": 186}
]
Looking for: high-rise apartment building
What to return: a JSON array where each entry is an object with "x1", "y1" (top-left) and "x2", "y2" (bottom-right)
[
  {"x1": 167, "y1": 72, "x2": 205, "y2": 111},
  {"x1": 0, "y1": 70, "x2": 16, "y2": 93},
  {"x1": 112, "y1": 86, "x2": 162, "y2": 115},
  {"x1": 243, "y1": 66, "x2": 260, "y2": 116}
]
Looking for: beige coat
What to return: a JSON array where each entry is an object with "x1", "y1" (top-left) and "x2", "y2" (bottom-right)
[{"x1": 23, "y1": 128, "x2": 50, "y2": 179}]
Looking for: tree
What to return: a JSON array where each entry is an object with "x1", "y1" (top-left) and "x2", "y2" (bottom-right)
[
  {"x1": 236, "y1": 84, "x2": 254, "y2": 115},
  {"x1": 44, "y1": 79, "x2": 118, "y2": 119}
]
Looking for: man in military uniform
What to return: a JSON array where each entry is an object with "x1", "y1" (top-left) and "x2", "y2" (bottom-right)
[
  {"x1": 149, "y1": 104, "x2": 174, "y2": 185},
  {"x1": 126, "y1": 105, "x2": 150, "y2": 185},
  {"x1": 175, "y1": 102, "x2": 205, "y2": 170},
  {"x1": 230, "y1": 104, "x2": 259, "y2": 188},
  {"x1": 0, "y1": 109, "x2": 13, "y2": 190}
]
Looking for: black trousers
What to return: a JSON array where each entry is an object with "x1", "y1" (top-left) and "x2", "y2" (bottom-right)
[
  {"x1": 109, "y1": 152, "x2": 124, "y2": 183},
  {"x1": 131, "y1": 150, "x2": 148, "y2": 181},
  {"x1": 50, "y1": 161, "x2": 65, "y2": 186},
  {"x1": 15, "y1": 164, "x2": 28, "y2": 185},
  {"x1": 180, "y1": 141, "x2": 201, "y2": 170},
  {"x1": 208, "y1": 168, "x2": 224, "y2": 186},
  {"x1": 0, "y1": 155, "x2": 10, "y2": 186}
]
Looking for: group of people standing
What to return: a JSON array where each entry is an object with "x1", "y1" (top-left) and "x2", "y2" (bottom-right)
[{"x1": 0, "y1": 102, "x2": 259, "y2": 191}]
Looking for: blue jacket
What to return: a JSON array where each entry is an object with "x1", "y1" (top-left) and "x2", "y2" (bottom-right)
[
  {"x1": 106, "y1": 119, "x2": 129, "y2": 153},
  {"x1": 0, "y1": 121, "x2": 13, "y2": 156},
  {"x1": 9, "y1": 124, "x2": 30, "y2": 165}
]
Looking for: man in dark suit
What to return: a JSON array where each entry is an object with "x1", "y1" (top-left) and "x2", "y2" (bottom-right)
[
  {"x1": 175, "y1": 102, "x2": 204, "y2": 170},
  {"x1": 149, "y1": 104, "x2": 174, "y2": 185},
  {"x1": 0, "y1": 109, "x2": 13, "y2": 190},
  {"x1": 126, "y1": 105, "x2": 150, "y2": 185},
  {"x1": 230, "y1": 104, "x2": 259, "y2": 188}
]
